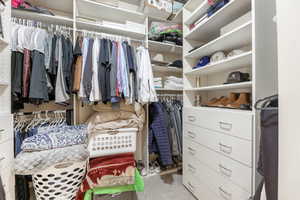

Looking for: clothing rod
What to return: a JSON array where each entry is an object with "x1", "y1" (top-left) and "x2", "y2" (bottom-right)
[{"x1": 76, "y1": 28, "x2": 145, "y2": 43}]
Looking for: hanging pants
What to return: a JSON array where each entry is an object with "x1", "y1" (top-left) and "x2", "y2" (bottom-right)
[{"x1": 255, "y1": 109, "x2": 278, "y2": 200}]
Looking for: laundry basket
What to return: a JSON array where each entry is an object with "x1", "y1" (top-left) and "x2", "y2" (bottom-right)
[
  {"x1": 32, "y1": 160, "x2": 87, "y2": 200},
  {"x1": 88, "y1": 128, "x2": 138, "y2": 158}
]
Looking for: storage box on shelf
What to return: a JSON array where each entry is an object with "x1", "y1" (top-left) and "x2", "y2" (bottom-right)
[{"x1": 182, "y1": 0, "x2": 278, "y2": 199}]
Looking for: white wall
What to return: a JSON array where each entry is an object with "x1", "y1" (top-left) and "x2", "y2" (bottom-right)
[{"x1": 276, "y1": 0, "x2": 300, "y2": 199}]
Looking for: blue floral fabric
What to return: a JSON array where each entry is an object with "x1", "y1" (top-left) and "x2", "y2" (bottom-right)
[{"x1": 21, "y1": 125, "x2": 88, "y2": 151}]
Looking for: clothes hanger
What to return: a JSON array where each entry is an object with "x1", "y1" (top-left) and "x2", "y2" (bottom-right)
[{"x1": 255, "y1": 94, "x2": 278, "y2": 111}]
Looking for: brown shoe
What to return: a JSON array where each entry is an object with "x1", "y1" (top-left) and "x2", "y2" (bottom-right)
[
  {"x1": 208, "y1": 96, "x2": 232, "y2": 107},
  {"x1": 227, "y1": 93, "x2": 251, "y2": 109},
  {"x1": 203, "y1": 97, "x2": 219, "y2": 106},
  {"x1": 218, "y1": 93, "x2": 239, "y2": 107}
]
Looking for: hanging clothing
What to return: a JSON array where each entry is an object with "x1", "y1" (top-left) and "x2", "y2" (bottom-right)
[
  {"x1": 73, "y1": 34, "x2": 157, "y2": 105},
  {"x1": 254, "y1": 97, "x2": 278, "y2": 200},
  {"x1": 149, "y1": 102, "x2": 173, "y2": 166},
  {"x1": 136, "y1": 46, "x2": 157, "y2": 104},
  {"x1": 10, "y1": 23, "x2": 74, "y2": 109}
]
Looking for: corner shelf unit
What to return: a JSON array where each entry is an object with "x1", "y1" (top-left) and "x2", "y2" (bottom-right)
[{"x1": 182, "y1": 0, "x2": 278, "y2": 199}]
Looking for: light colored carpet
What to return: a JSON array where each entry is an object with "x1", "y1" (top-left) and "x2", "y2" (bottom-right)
[{"x1": 137, "y1": 173, "x2": 197, "y2": 200}]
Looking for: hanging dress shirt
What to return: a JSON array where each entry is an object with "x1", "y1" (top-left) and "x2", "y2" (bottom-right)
[{"x1": 90, "y1": 38, "x2": 101, "y2": 102}]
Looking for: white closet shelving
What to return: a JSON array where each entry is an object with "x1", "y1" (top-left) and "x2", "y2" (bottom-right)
[
  {"x1": 185, "y1": 81, "x2": 252, "y2": 92},
  {"x1": 185, "y1": 21, "x2": 252, "y2": 58},
  {"x1": 185, "y1": 0, "x2": 251, "y2": 41},
  {"x1": 182, "y1": 0, "x2": 278, "y2": 199},
  {"x1": 12, "y1": 9, "x2": 74, "y2": 26},
  {"x1": 185, "y1": 51, "x2": 252, "y2": 75},
  {"x1": 0, "y1": 1, "x2": 15, "y2": 200},
  {"x1": 149, "y1": 40, "x2": 182, "y2": 55}
]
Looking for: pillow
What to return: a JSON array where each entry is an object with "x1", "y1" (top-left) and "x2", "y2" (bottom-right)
[{"x1": 21, "y1": 125, "x2": 88, "y2": 151}]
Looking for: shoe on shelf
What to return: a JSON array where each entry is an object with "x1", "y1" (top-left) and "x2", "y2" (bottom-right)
[
  {"x1": 203, "y1": 97, "x2": 220, "y2": 107},
  {"x1": 226, "y1": 93, "x2": 251, "y2": 109},
  {"x1": 219, "y1": 93, "x2": 239, "y2": 107}
]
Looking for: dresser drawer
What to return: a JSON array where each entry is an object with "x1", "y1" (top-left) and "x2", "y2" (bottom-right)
[
  {"x1": 184, "y1": 138, "x2": 252, "y2": 192},
  {"x1": 0, "y1": 140, "x2": 15, "y2": 200},
  {"x1": 184, "y1": 107, "x2": 253, "y2": 140},
  {"x1": 185, "y1": 124, "x2": 252, "y2": 167},
  {"x1": 183, "y1": 166, "x2": 218, "y2": 200},
  {"x1": 184, "y1": 158, "x2": 251, "y2": 200},
  {"x1": 0, "y1": 114, "x2": 13, "y2": 144}
]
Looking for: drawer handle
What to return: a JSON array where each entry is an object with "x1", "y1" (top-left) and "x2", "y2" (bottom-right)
[
  {"x1": 219, "y1": 186, "x2": 232, "y2": 200},
  {"x1": 0, "y1": 129, "x2": 4, "y2": 134},
  {"x1": 187, "y1": 131, "x2": 196, "y2": 139},
  {"x1": 188, "y1": 115, "x2": 196, "y2": 122},
  {"x1": 188, "y1": 147, "x2": 196, "y2": 155},
  {"x1": 218, "y1": 164, "x2": 232, "y2": 177},
  {"x1": 219, "y1": 143, "x2": 232, "y2": 154},
  {"x1": 219, "y1": 122, "x2": 232, "y2": 131},
  {"x1": 0, "y1": 157, "x2": 5, "y2": 162}
]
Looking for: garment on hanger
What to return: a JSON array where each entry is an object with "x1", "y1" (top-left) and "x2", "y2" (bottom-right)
[
  {"x1": 254, "y1": 95, "x2": 278, "y2": 200},
  {"x1": 11, "y1": 22, "x2": 74, "y2": 111},
  {"x1": 149, "y1": 98, "x2": 183, "y2": 167},
  {"x1": 74, "y1": 33, "x2": 157, "y2": 105}
]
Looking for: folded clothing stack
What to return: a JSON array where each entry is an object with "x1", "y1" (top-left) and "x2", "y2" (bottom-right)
[
  {"x1": 164, "y1": 76, "x2": 183, "y2": 90},
  {"x1": 154, "y1": 77, "x2": 163, "y2": 88},
  {"x1": 14, "y1": 125, "x2": 89, "y2": 175}
]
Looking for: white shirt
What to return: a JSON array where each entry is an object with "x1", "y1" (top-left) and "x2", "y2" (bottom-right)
[
  {"x1": 89, "y1": 38, "x2": 101, "y2": 102},
  {"x1": 78, "y1": 37, "x2": 89, "y2": 98},
  {"x1": 136, "y1": 46, "x2": 157, "y2": 104}
]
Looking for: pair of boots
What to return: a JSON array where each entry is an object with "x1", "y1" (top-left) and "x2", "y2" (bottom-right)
[{"x1": 205, "y1": 93, "x2": 251, "y2": 110}]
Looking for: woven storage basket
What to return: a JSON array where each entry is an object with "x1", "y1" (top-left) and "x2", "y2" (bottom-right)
[
  {"x1": 32, "y1": 161, "x2": 87, "y2": 200},
  {"x1": 88, "y1": 128, "x2": 138, "y2": 158}
]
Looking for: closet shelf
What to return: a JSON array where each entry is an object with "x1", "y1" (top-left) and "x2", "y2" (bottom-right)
[
  {"x1": 185, "y1": 0, "x2": 251, "y2": 41},
  {"x1": 184, "y1": 81, "x2": 252, "y2": 92},
  {"x1": 152, "y1": 65, "x2": 183, "y2": 73},
  {"x1": 184, "y1": 1, "x2": 209, "y2": 25},
  {"x1": 156, "y1": 88, "x2": 183, "y2": 92},
  {"x1": 76, "y1": 0, "x2": 145, "y2": 24},
  {"x1": 185, "y1": 21, "x2": 252, "y2": 59},
  {"x1": 12, "y1": 9, "x2": 74, "y2": 26},
  {"x1": 184, "y1": 106, "x2": 253, "y2": 114},
  {"x1": 148, "y1": 40, "x2": 182, "y2": 55},
  {"x1": 76, "y1": 20, "x2": 146, "y2": 40},
  {"x1": 185, "y1": 51, "x2": 252, "y2": 75}
]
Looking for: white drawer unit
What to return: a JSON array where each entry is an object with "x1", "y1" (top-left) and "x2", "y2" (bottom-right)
[
  {"x1": 184, "y1": 138, "x2": 252, "y2": 192},
  {"x1": 183, "y1": 166, "x2": 219, "y2": 200},
  {"x1": 184, "y1": 123, "x2": 252, "y2": 167},
  {"x1": 184, "y1": 107, "x2": 253, "y2": 140},
  {"x1": 0, "y1": 139, "x2": 15, "y2": 200},
  {"x1": 0, "y1": 114, "x2": 13, "y2": 144},
  {"x1": 184, "y1": 156, "x2": 251, "y2": 200}
]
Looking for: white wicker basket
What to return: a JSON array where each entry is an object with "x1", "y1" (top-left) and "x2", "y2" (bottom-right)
[
  {"x1": 88, "y1": 128, "x2": 138, "y2": 158},
  {"x1": 32, "y1": 161, "x2": 87, "y2": 200}
]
